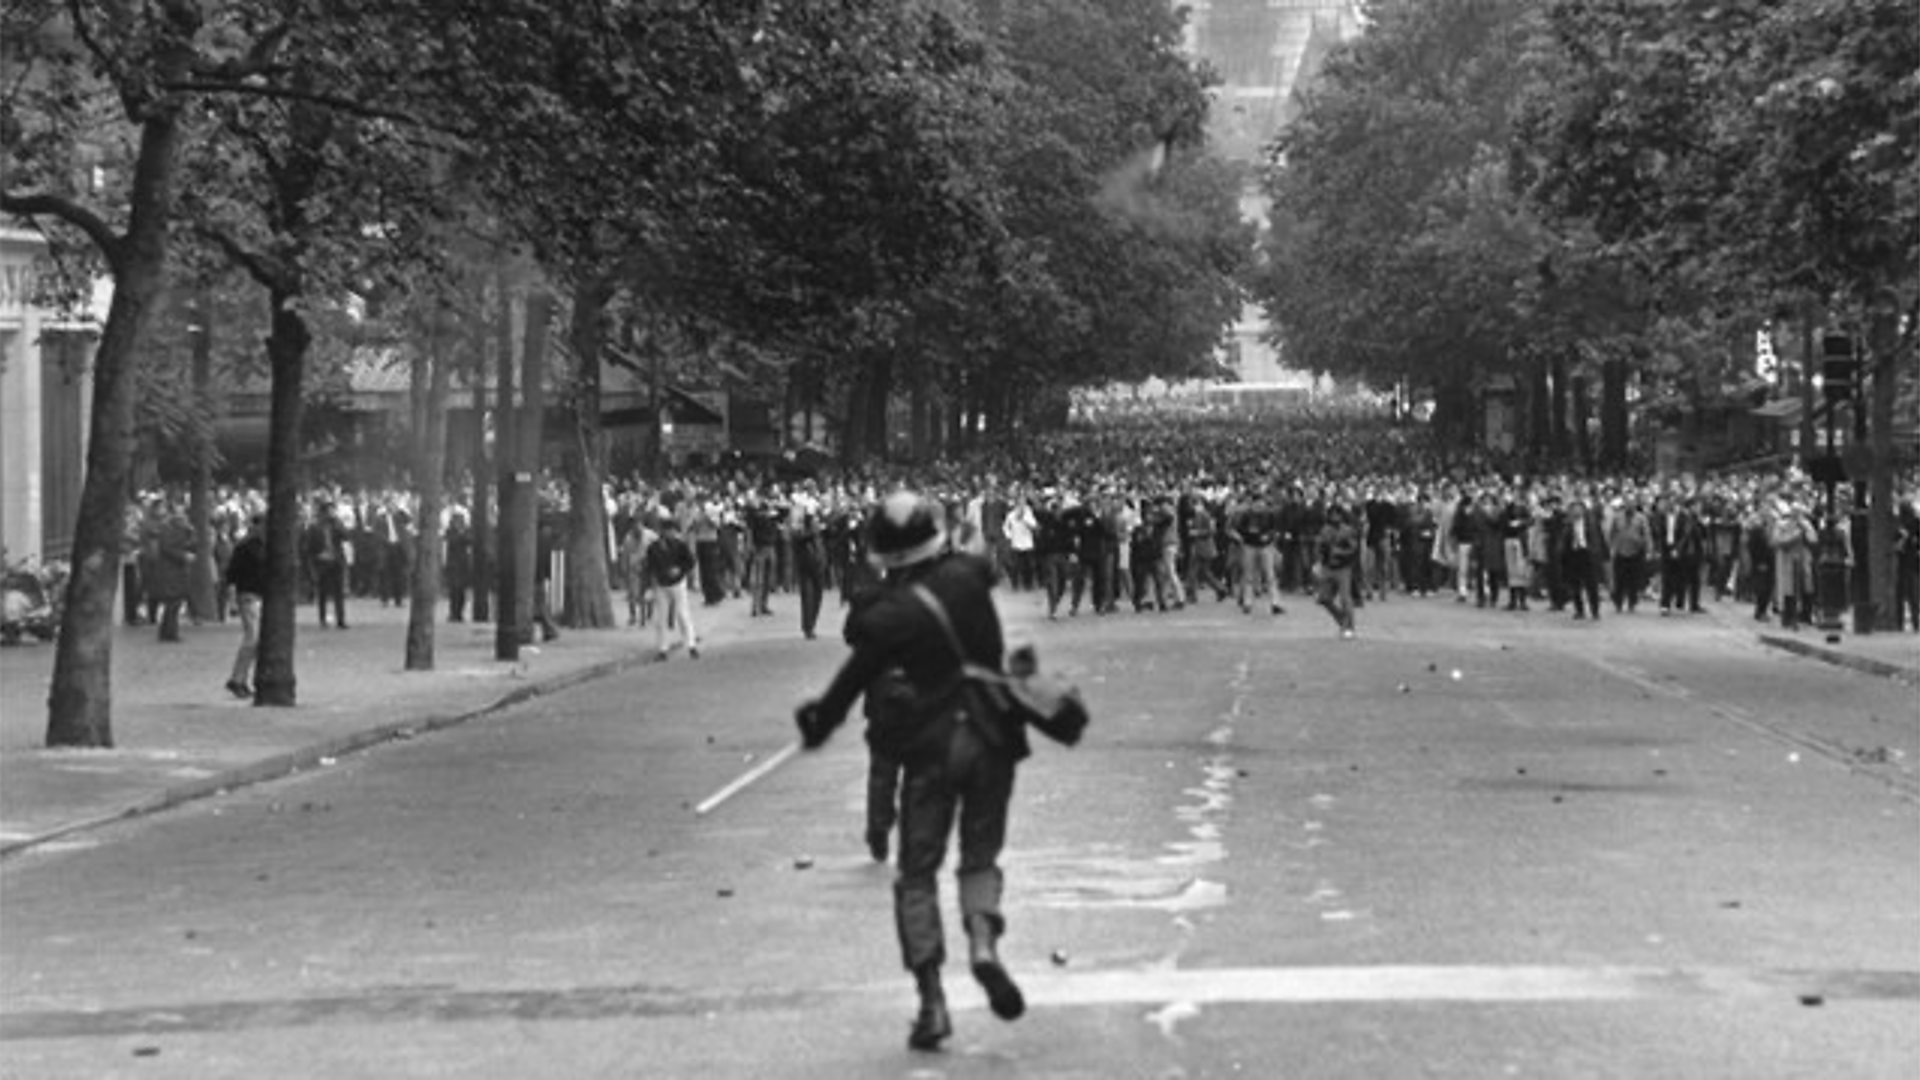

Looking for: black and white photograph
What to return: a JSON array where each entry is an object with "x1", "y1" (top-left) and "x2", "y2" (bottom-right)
[{"x1": 2, "y1": 1, "x2": 1916, "y2": 1076}]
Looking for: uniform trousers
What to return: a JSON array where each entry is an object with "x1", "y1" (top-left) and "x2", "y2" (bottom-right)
[{"x1": 894, "y1": 721, "x2": 1015, "y2": 971}]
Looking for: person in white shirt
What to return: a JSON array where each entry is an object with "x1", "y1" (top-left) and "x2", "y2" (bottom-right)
[{"x1": 1003, "y1": 495, "x2": 1037, "y2": 590}]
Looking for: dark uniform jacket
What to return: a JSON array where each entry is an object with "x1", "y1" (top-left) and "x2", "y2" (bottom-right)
[{"x1": 813, "y1": 553, "x2": 1029, "y2": 763}]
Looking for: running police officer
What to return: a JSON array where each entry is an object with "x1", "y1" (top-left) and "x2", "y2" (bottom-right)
[{"x1": 794, "y1": 490, "x2": 1030, "y2": 1052}]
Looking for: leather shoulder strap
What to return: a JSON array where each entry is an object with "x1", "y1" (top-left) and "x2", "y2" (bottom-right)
[{"x1": 909, "y1": 583, "x2": 967, "y2": 664}]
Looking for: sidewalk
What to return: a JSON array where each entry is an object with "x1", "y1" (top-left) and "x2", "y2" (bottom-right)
[{"x1": 0, "y1": 591, "x2": 771, "y2": 858}]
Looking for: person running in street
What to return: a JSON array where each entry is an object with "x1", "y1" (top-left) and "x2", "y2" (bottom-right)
[
  {"x1": 1315, "y1": 503, "x2": 1360, "y2": 638},
  {"x1": 794, "y1": 490, "x2": 1035, "y2": 1052}
]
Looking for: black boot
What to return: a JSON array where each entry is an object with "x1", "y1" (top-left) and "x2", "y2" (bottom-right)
[
  {"x1": 966, "y1": 914, "x2": 1025, "y2": 1021},
  {"x1": 908, "y1": 964, "x2": 951, "y2": 1051}
]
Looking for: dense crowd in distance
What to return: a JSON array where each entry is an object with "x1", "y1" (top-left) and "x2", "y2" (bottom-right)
[{"x1": 112, "y1": 409, "x2": 1920, "y2": 640}]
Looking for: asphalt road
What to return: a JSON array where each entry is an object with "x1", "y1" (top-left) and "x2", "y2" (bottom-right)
[{"x1": 2, "y1": 592, "x2": 1917, "y2": 1079}]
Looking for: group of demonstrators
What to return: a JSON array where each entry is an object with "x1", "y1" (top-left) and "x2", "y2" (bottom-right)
[
  {"x1": 605, "y1": 413, "x2": 1920, "y2": 644},
  {"x1": 113, "y1": 409, "x2": 1919, "y2": 695}
]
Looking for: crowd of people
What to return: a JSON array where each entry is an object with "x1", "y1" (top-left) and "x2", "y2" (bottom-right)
[
  {"x1": 110, "y1": 410, "x2": 1920, "y2": 669},
  {"x1": 604, "y1": 413, "x2": 1920, "y2": 643}
]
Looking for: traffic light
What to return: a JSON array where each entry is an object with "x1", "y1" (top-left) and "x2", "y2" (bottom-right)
[{"x1": 1821, "y1": 334, "x2": 1857, "y2": 401}]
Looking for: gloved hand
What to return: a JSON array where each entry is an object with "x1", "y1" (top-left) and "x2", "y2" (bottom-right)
[{"x1": 796, "y1": 701, "x2": 832, "y2": 750}]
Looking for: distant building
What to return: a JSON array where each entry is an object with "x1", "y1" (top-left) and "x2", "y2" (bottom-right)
[
  {"x1": 1184, "y1": 0, "x2": 1365, "y2": 164},
  {"x1": 1177, "y1": 0, "x2": 1363, "y2": 393}
]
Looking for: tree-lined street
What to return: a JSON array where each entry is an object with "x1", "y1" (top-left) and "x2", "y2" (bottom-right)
[
  {"x1": 3, "y1": 594, "x2": 1915, "y2": 1078},
  {"x1": 3, "y1": 1, "x2": 1916, "y2": 1076}
]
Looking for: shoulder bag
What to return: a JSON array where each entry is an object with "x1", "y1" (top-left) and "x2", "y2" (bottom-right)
[{"x1": 910, "y1": 584, "x2": 1089, "y2": 748}]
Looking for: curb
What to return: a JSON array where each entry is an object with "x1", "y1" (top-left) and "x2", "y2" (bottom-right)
[
  {"x1": 0, "y1": 651, "x2": 651, "y2": 860},
  {"x1": 1757, "y1": 633, "x2": 1920, "y2": 685}
]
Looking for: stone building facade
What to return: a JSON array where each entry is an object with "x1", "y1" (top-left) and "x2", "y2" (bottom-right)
[{"x1": 0, "y1": 227, "x2": 97, "y2": 564}]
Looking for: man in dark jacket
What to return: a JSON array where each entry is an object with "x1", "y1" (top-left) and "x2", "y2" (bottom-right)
[
  {"x1": 1315, "y1": 504, "x2": 1361, "y2": 638},
  {"x1": 1654, "y1": 495, "x2": 1705, "y2": 615},
  {"x1": 224, "y1": 514, "x2": 268, "y2": 698},
  {"x1": 1033, "y1": 493, "x2": 1075, "y2": 619},
  {"x1": 1559, "y1": 494, "x2": 1608, "y2": 621},
  {"x1": 145, "y1": 503, "x2": 196, "y2": 642},
  {"x1": 645, "y1": 515, "x2": 699, "y2": 660},
  {"x1": 303, "y1": 503, "x2": 350, "y2": 629},
  {"x1": 444, "y1": 511, "x2": 474, "y2": 623},
  {"x1": 795, "y1": 491, "x2": 1031, "y2": 1052},
  {"x1": 746, "y1": 495, "x2": 785, "y2": 616},
  {"x1": 1895, "y1": 492, "x2": 1920, "y2": 632}
]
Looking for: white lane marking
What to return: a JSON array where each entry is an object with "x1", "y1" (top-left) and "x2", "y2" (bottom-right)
[{"x1": 1013, "y1": 965, "x2": 1875, "y2": 1006}]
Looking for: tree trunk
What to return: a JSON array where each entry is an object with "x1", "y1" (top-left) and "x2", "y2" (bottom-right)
[
  {"x1": 187, "y1": 287, "x2": 218, "y2": 621},
  {"x1": 1867, "y1": 312, "x2": 1900, "y2": 630},
  {"x1": 1430, "y1": 379, "x2": 1473, "y2": 450},
  {"x1": 44, "y1": 109, "x2": 188, "y2": 748},
  {"x1": 1549, "y1": 351, "x2": 1571, "y2": 460},
  {"x1": 563, "y1": 279, "x2": 614, "y2": 628},
  {"x1": 405, "y1": 314, "x2": 454, "y2": 670},
  {"x1": 842, "y1": 359, "x2": 872, "y2": 466},
  {"x1": 254, "y1": 288, "x2": 312, "y2": 707},
  {"x1": 42, "y1": 281, "x2": 149, "y2": 746},
  {"x1": 1797, "y1": 313, "x2": 1818, "y2": 465},
  {"x1": 470, "y1": 374, "x2": 492, "y2": 623},
  {"x1": 908, "y1": 375, "x2": 930, "y2": 461},
  {"x1": 1601, "y1": 353, "x2": 1628, "y2": 468},
  {"x1": 494, "y1": 278, "x2": 522, "y2": 661},
  {"x1": 782, "y1": 359, "x2": 798, "y2": 451},
  {"x1": 1571, "y1": 372, "x2": 1593, "y2": 471},
  {"x1": 1526, "y1": 351, "x2": 1551, "y2": 457},
  {"x1": 515, "y1": 291, "x2": 550, "y2": 639},
  {"x1": 865, "y1": 352, "x2": 893, "y2": 461}
]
